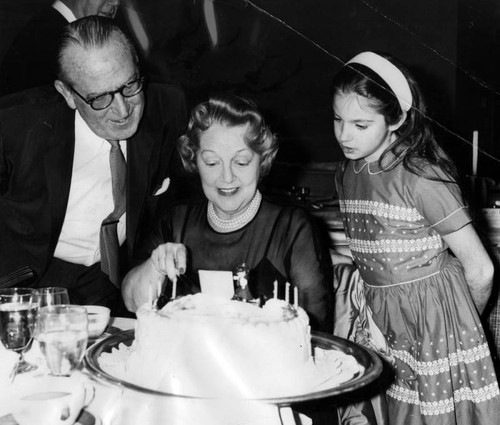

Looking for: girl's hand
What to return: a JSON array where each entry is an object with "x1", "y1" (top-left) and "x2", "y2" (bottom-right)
[{"x1": 151, "y1": 243, "x2": 187, "y2": 282}]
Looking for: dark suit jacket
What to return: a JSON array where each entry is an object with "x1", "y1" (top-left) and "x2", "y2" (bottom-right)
[
  {"x1": 0, "y1": 6, "x2": 68, "y2": 96},
  {"x1": 0, "y1": 83, "x2": 187, "y2": 282}
]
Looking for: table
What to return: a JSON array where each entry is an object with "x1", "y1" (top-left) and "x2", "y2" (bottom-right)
[
  {"x1": 0, "y1": 317, "x2": 137, "y2": 425},
  {"x1": 0, "y1": 317, "x2": 311, "y2": 425},
  {"x1": 107, "y1": 317, "x2": 135, "y2": 332}
]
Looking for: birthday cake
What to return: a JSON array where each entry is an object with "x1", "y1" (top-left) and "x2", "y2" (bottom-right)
[
  {"x1": 98, "y1": 293, "x2": 365, "y2": 399},
  {"x1": 124, "y1": 293, "x2": 315, "y2": 398}
]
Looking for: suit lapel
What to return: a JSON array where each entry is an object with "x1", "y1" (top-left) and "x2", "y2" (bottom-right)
[
  {"x1": 44, "y1": 104, "x2": 75, "y2": 251},
  {"x1": 126, "y1": 122, "x2": 156, "y2": 253}
]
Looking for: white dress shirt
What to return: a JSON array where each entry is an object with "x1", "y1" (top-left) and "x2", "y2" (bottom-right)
[{"x1": 53, "y1": 111, "x2": 127, "y2": 266}]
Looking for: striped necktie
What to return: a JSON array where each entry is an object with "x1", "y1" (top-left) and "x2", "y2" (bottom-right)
[{"x1": 100, "y1": 140, "x2": 126, "y2": 286}]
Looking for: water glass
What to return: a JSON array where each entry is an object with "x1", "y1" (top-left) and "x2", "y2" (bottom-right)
[
  {"x1": 37, "y1": 287, "x2": 70, "y2": 308},
  {"x1": 0, "y1": 288, "x2": 39, "y2": 373},
  {"x1": 37, "y1": 305, "x2": 88, "y2": 376}
]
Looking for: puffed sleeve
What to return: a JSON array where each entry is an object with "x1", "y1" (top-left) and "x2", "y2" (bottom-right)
[{"x1": 413, "y1": 165, "x2": 471, "y2": 235}]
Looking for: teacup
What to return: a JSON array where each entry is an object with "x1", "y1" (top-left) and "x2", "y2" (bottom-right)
[
  {"x1": 83, "y1": 305, "x2": 111, "y2": 338},
  {"x1": 12, "y1": 375, "x2": 94, "y2": 425}
]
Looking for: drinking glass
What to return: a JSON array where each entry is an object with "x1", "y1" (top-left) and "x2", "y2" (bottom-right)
[
  {"x1": 0, "y1": 288, "x2": 40, "y2": 373},
  {"x1": 37, "y1": 305, "x2": 88, "y2": 376},
  {"x1": 37, "y1": 287, "x2": 70, "y2": 308}
]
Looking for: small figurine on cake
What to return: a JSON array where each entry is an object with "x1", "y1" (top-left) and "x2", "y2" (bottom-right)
[{"x1": 233, "y1": 263, "x2": 253, "y2": 302}]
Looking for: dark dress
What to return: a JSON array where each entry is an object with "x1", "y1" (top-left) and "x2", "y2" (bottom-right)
[
  {"x1": 144, "y1": 196, "x2": 333, "y2": 333},
  {"x1": 336, "y1": 157, "x2": 500, "y2": 424}
]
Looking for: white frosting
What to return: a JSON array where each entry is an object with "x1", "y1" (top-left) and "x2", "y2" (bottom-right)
[{"x1": 124, "y1": 294, "x2": 314, "y2": 398}]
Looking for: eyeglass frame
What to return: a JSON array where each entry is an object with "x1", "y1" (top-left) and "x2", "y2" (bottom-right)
[{"x1": 67, "y1": 76, "x2": 145, "y2": 111}]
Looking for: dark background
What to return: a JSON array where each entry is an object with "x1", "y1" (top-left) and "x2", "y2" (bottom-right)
[{"x1": 1, "y1": 0, "x2": 500, "y2": 199}]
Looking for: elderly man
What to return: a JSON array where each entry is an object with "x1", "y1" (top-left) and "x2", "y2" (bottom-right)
[
  {"x1": 0, "y1": 0, "x2": 120, "y2": 95},
  {"x1": 0, "y1": 16, "x2": 187, "y2": 314}
]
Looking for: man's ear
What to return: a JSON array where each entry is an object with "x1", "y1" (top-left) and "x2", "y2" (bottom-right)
[
  {"x1": 54, "y1": 80, "x2": 77, "y2": 110},
  {"x1": 388, "y1": 111, "x2": 407, "y2": 132}
]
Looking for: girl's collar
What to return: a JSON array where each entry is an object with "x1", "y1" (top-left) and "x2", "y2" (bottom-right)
[{"x1": 352, "y1": 151, "x2": 400, "y2": 175}]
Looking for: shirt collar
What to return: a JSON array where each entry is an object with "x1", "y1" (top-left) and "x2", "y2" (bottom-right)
[{"x1": 74, "y1": 110, "x2": 126, "y2": 155}]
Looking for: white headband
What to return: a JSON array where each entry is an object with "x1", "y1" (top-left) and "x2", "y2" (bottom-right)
[{"x1": 346, "y1": 52, "x2": 413, "y2": 112}]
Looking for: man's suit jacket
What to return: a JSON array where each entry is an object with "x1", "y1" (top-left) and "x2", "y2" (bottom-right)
[
  {"x1": 0, "y1": 83, "x2": 187, "y2": 282},
  {"x1": 0, "y1": 6, "x2": 68, "y2": 96}
]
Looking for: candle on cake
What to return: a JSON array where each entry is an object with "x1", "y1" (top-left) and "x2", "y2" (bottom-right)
[{"x1": 172, "y1": 277, "x2": 177, "y2": 300}]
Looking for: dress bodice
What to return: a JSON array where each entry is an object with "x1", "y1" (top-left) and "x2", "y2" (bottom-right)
[{"x1": 336, "y1": 159, "x2": 471, "y2": 286}]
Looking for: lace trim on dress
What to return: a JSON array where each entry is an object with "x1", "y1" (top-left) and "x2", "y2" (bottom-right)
[
  {"x1": 391, "y1": 343, "x2": 493, "y2": 376},
  {"x1": 348, "y1": 235, "x2": 442, "y2": 254},
  {"x1": 387, "y1": 382, "x2": 500, "y2": 416},
  {"x1": 339, "y1": 199, "x2": 423, "y2": 222}
]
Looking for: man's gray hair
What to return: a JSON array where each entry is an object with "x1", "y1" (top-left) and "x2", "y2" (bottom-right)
[{"x1": 57, "y1": 16, "x2": 139, "y2": 84}]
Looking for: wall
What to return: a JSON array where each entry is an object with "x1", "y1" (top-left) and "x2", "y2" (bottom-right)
[
  {"x1": 127, "y1": 1, "x2": 460, "y2": 165},
  {"x1": 456, "y1": 0, "x2": 500, "y2": 180},
  {"x1": 0, "y1": 0, "x2": 472, "y2": 192}
]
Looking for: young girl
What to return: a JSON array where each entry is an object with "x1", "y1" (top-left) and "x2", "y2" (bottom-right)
[{"x1": 333, "y1": 51, "x2": 500, "y2": 424}]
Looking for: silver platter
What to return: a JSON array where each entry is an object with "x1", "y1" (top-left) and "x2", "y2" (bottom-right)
[{"x1": 84, "y1": 329, "x2": 382, "y2": 406}]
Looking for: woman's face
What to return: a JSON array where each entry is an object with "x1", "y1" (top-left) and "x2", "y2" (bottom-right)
[
  {"x1": 196, "y1": 122, "x2": 261, "y2": 220},
  {"x1": 333, "y1": 92, "x2": 397, "y2": 163}
]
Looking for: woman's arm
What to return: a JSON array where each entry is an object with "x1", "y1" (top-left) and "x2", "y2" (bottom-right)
[
  {"x1": 122, "y1": 243, "x2": 187, "y2": 312},
  {"x1": 287, "y1": 212, "x2": 334, "y2": 333},
  {"x1": 122, "y1": 258, "x2": 164, "y2": 313},
  {"x1": 442, "y1": 223, "x2": 494, "y2": 314}
]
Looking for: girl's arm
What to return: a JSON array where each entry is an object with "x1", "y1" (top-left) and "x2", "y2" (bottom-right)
[{"x1": 443, "y1": 223, "x2": 494, "y2": 314}]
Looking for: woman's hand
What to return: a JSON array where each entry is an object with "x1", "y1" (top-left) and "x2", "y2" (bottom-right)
[
  {"x1": 151, "y1": 243, "x2": 187, "y2": 281},
  {"x1": 122, "y1": 243, "x2": 187, "y2": 313}
]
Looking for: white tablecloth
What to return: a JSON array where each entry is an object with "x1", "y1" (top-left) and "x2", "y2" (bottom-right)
[{"x1": 0, "y1": 317, "x2": 311, "y2": 425}]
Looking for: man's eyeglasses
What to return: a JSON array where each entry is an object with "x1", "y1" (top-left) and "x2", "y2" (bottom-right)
[{"x1": 69, "y1": 76, "x2": 145, "y2": 111}]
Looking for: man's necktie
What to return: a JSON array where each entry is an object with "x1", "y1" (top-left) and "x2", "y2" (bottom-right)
[{"x1": 100, "y1": 140, "x2": 126, "y2": 287}]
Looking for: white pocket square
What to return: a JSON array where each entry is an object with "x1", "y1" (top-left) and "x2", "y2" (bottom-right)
[{"x1": 153, "y1": 177, "x2": 170, "y2": 196}]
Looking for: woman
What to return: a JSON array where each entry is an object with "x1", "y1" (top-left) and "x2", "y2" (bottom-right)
[{"x1": 122, "y1": 94, "x2": 333, "y2": 332}]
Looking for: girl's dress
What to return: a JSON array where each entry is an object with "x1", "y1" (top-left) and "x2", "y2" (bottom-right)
[{"x1": 336, "y1": 155, "x2": 500, "y2": 425}]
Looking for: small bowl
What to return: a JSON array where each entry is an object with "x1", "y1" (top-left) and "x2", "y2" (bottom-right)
[
  {"x1": 83, "y1": 305, "x2": 111, "y2": 338},
  {"x1": 11, "y1": 374, "x2": 94, "y2": 425}
]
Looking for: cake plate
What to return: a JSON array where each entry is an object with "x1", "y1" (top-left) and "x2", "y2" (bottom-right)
[{"x1": 84, "y1": 329, "x2": 382, "y2": 406}]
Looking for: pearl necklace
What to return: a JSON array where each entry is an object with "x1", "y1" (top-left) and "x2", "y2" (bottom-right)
[{"x1": 207, "y1": 190, "x2": 262, "y2": 233}]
